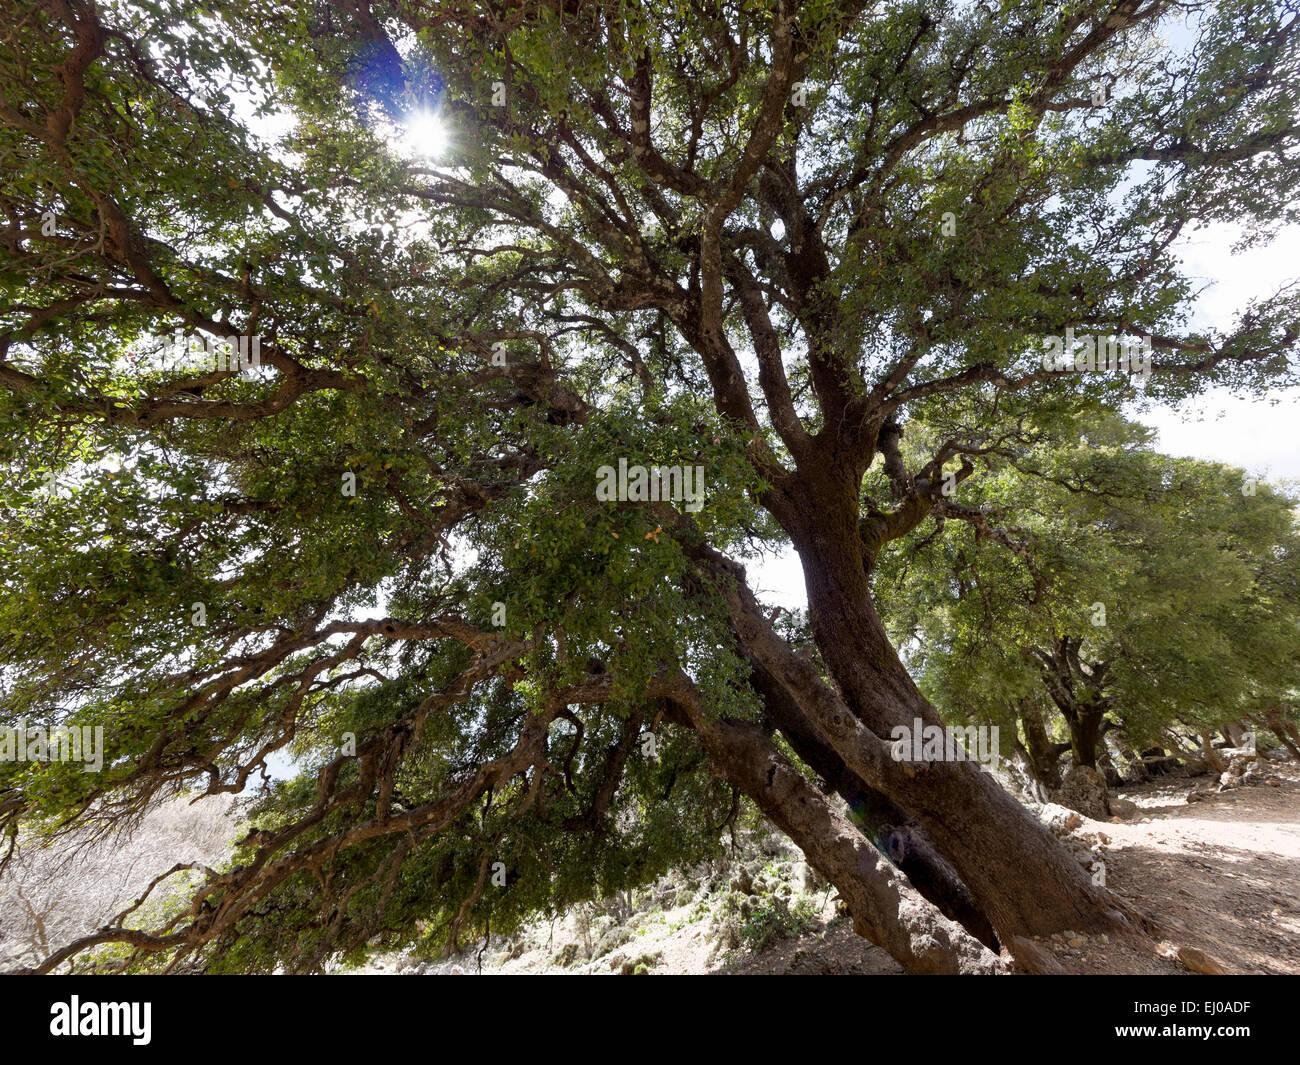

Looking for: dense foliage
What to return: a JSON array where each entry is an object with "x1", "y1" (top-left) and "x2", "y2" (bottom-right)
[{"x1": 1, "y1": 0, "x2": 1296, "y2": 973}]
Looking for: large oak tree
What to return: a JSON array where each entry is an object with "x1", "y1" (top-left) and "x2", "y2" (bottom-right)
[{"x1": 1, "y1": 0, "x2": 1297, "y2": 973}]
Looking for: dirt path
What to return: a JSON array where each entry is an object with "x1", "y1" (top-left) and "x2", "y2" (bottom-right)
[{"x1": 1077, "y1": 760, "x2": 1300, "y2": 974}]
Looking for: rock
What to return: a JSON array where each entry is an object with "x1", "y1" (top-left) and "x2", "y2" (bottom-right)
[
  {"x1": 1218, "y1": 771, "x2": 1241, "y2": 790},
  {"x1": 1186, "y1": 789, "x2": 1213, "y2": 803},
  {"x1": 1265, "y1": 747, "x2": 1290, "y2": 762},
  {"x1": 799, "y1": 861, "x2": 827, "y2": 892},
  {"x1": 731, "y1": 869, "x2": 754, "y2": 895},
  {"x1": 1107, "y1": 796, "x2": 1139, "y2": 819},
  {"x1": 1067, "y1": 937, "x2": 1086, "y2": 948},
  {"x1": 1009, "y1": 936, "x2": 1069, "y2": 975},
  {"x1": 449, "y1": 965, "x2": 465, "y2": 975},
  {"x1": 554, "y1": 942, "x2": 581, "y2": 967},
  {"x1": 1225, "y1": 753, "x2": 1254, "y2": 773},
  {"x1": 1040, "y1": 802, "x2": 1084, "y2": 837},
  {"x1": 1055, "y1": 765, "x2": 1111, "y2": 821},
  {"x1": 1266, "y1": 778, "x2": 1282, "y2": 787},
  {"x1": 1177, "y1": 946, "x2": 1229, "y2": 975},
  {"x1": 594, "y1": 926, "x2": 634, "y2": 958}
]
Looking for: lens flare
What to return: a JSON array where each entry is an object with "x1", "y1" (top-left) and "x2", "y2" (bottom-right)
[{"x1": 398, "y1": 110, "x2": 447, "y2": 160}]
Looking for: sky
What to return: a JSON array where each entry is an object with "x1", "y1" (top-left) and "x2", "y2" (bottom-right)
[{"x1": 1141, "y1": 222, "x2": 1300, "y2": 486}]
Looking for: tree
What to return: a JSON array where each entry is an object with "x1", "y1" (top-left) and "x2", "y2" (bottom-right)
[
  {"x1": 874, "y1": 411, "x2": 1300, "y2": 786},
  {"x1": 1, "y1": 0, "x2": 1297, "y2": 974},
  {"x1": 0, "y1": 792, "x2": 241, "y2": 969}
]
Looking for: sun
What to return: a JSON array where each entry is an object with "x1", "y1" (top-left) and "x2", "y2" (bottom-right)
[{"x1": 396, "y1": 110, "x2": 448, "y2": 160}]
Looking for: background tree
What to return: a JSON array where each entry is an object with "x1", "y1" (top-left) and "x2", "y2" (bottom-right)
[
  {"x1": 875, "y1": 411, "x2": 1300, "y2": 789},
  {"x1": 1, "y1": 0, "x2": 1298, "y2": 973}
]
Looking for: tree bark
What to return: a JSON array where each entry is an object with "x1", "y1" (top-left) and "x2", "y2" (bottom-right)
[
  {"x1": 1262, "y1": 706, "x2": 1300, "y2": 762},
  {"x1": 1018, "y1": 696, "x2": 1070, "y2": 789},
  {"x1": 704, "y1": 536, "x2": 1131, "y2": 949},
  {"x1": 1065, "y1": 706, "x2": 1106, "y2": 772},
  {"x1": 746, "y1": 655, "x2": 999, "y2": 949},
  {"x1": 1200, "y1": 730, "x2": 1228, "y2": 774},
  {"x1": 664, "y1": 679, "x2": 1003, "y2": 974}
]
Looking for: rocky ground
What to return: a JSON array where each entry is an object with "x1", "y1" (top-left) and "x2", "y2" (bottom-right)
[
  {"x1": 347, "y1": 750, "x2": 1300, "y2": 976},
  {"x1": 1031, "y1": 754, "x2": 1300, "y2": 975}
]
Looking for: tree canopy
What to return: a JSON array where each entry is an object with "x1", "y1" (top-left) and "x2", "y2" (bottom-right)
[
  {"x1": 874, "y1": 410, "x2": 1300, "y2": 777},
  {"x1": 1, "y1": 0, "x2": 1298, "y2": 974}
]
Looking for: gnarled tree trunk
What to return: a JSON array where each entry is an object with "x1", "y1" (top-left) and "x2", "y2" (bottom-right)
[
  {"x1": 664, "y1": 678, "x2": 1003, "y2": 974},
  {"x1": 746, "y1": 655, "x2": 999, "y2": 949},
  {"x1": 1018, "y1": 696, "x2": 1071, "y2": 789},
  {"x1": 697, "y1": 523, "x2": 1132, "y2": 953}
]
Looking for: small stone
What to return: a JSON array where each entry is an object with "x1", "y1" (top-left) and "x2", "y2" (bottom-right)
[
  {"x1": 1108, "y1": 796, "x2": 1138, "y2": 819},
  {"x1": 1040, "y1": 803, "x2": 1083, "y2": 837},
  {"x1": 1177, "y1": 946, "x2": 1228, "y2": 975},
  {"x1": 1010, "y1": 936, "x2": 1069, "y2": 975},
  {"x1": 1068, "y1": 937, "x2": 1086, "y2": 948}
]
